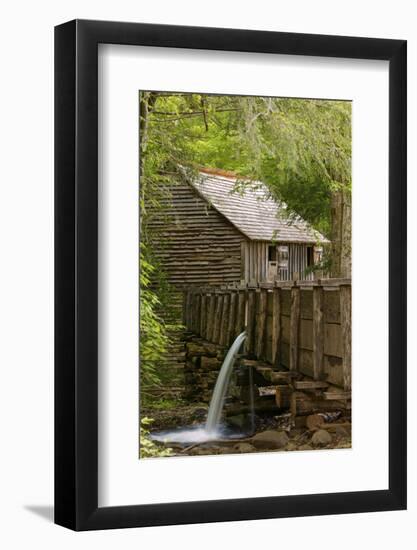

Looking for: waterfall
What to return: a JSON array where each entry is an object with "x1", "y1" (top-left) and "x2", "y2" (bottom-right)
[
  {"x1": 151, "y1": 331, "x2": 247, "y2": 445},
  {"x1": 205, "y1": 331, "x2": 247, "y2": 434}
]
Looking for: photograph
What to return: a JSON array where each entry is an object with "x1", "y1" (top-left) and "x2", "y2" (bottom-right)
[{"x1": 139, "y1": 91, "x2": 352, "y2": 458}]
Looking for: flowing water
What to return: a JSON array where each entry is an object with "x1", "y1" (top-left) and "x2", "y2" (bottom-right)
[
  {"x1": 151, "y1": 331, "x2": 247, "y2": 445},
  {"x1": 205, "y1": 331, "x2": 247, "y2": 434}
]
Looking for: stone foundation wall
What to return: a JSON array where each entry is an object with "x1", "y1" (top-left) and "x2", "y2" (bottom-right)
[{"x1": 183, "y1": 336, "x2": 227, "y2": 403}]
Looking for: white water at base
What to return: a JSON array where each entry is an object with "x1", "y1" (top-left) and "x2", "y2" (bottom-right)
[
  {"x1": 205, "y1": 331, "x2": 247, "y2": 434},
  {"x1": 150, "y1": 331, "x2": 247, "y2": 445},
  {"x1": 151, "y1": 427, "x2": 217, "y2": 444}
]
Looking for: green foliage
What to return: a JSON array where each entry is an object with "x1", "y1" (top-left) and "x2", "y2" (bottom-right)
[
  {"x1": 142, "y1": 93, "x2": 351, "y2": 238},
  {"x1": 139, "y1": 242, "x2": 169, "y2": 392},
  {"x1": 139, "y1": 417, "x2": 173, "y2": 459}
]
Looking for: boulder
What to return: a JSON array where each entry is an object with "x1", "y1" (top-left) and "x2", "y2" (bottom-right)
[
  {"x1": 298, "y1": 444, "x2": 313, "y2": 451},
  {"x1": 233, "y1": 442, "x2": 256, "y2": 453},
  {"x1": 306, "y1": 414, "x2": 325, "y2": 431},
  {"x1": 251, "y1": 430, "x2": 289, "y2": 450},
  {"x1": 311, "y1": 429, "x2": 333, "y2": 447}
]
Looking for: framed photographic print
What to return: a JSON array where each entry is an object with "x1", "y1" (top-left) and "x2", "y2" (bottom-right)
[{"x1": 55, "y1": 20, "x2": 407, "y2": 530}]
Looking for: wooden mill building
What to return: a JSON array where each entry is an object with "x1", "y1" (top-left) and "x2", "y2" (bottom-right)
[{"x1": 148, "y1": 168, "x2": 329, "y2": 289}]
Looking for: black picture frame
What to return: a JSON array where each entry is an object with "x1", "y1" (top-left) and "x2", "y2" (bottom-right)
[{"x1": 55, "y1": 19, "x2": 407, "y2": 531}]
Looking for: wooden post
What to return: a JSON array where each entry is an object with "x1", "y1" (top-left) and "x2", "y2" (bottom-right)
[
  {"x1": 206, "y1": 293, "x2": 215, "y2": 342},
  {"x1": 184, "y1": 290, "x2": 191, "y2": 328},
  {"x1": 340, "y1": 284, "x2": 352, "y2": 391},
  {"x1": 182, "y1": 290, "x2": 187, "y2": 326},
  {"x1": 255, "y1": 289, "x2": 267, "y2": 359},
  {"x1": 271, "y1": 286, "x2": 281, "y2": 366},
  {"x1": 213, "y1": 293, "x2": 223, "y2": 344},
  {"x1": 227, "y1": 291, "x2": 237, "y2": 345},
  {"x1": 313, "y1": 284, "x2": 324, "y2": 380},
  {"x1": 188, "y1": 291, "x2": 194, "y2": 332},
  {"x1": 200, "y1": 292, "x2": 207, "y2": 339},
  {"x1": 275, "y1": 385, "x2": 293, "y2": 409},
  {"x1": 289, "y1": 283, "x2": 300, "y2": 372},
  {"x1": 245, "y1": 288, "x2": 256, "y2": 356},
  {"x1": 194, "y1": 293, "x2": 201, "y2": 335},
  {"x1": 220, "y1": 293, "x2": 230, "y2": 346},
  {"x1": 236, "y1": 289, "x2": 246, "y2": 339}
]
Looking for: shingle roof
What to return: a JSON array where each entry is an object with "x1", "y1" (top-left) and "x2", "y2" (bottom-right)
[{"x1": 188, "y1": 170, "x2": 329, "y2": 243}]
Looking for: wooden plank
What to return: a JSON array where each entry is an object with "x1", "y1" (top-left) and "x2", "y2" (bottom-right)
[
  {"x1": 313, "y1": 285, "x2": 325, "y2": 380},
  {"x1": 324, "y1": 323, "x2": 343, "y2": 357},
  {"x1": 188, "y1": 291, "x2": 194, "y2": 332},
  {"x1": 255, "y1": 289, "x2": 267, "y2": 358},
  {"x1": 275, "y1": 385, "x2": 293, "y2": 408},
  {"x1": 220, "y1": 293, "x2": 230, "y2": 346},
  {"x1": 323, "y1": 391, "x2": 351, "y2": 400},
  {"x1": 340, "y1": 284, "x2": 352, "y2": 391},
  {"x1": 293, "y1": 380, "x2": 329, "y2": 390},
  {"x1": 236, "y1": 289, "x2": 246, "y2": 338},
  {"x1": 299, "y1": 319, "x2": 313, "y2": 350},
  {"x1": 194, "y1": 293, "x2": 201, "y2": 335},
  {"x1": 245, "y1": 289, "x2": 256, "y2": 356},
  {"x1": 291, "y1": 391, "x2": 351, "y2": 416},
  {"x1": 269, "y1": 371, "x2": 301, "y2": 384},
  {"x1": 227, "y1": 291, "x2": 237, "y2": 345},
  {"x1": 200, "y1": 293, "x2": 207, "y2": 338},
  {"x1": 206, "y1": 293, "x2": 215, "y2": 342},
  {"x1": 289, "y1": 285, "x2": 300, "y2": 371},
  {"x1": 271, "y1": 287, "x2": 281, "y2": 366},
  {"x1": 213, "y1": 293, "x2": 223, "y2": 344},
  {"x1": 182, "y1": 290, "x2": 187, "y2": 325}
]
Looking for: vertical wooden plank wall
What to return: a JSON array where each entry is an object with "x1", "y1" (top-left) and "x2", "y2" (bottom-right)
[
  {"x1": 186, "y1": 279, "x2": 351, "y2": 390},
  {"x1": 271, "y1": 286, "x2": 281, "y2": 366},
  {"x1": 340, "y1": 284, "x2": 352, "y2": 391},
  {"x1": 289, "y1": 285, "x2": 300, "y2": 371},
  {"x1": 313, "y1": 284, "x2": 324, "y2": 380}
]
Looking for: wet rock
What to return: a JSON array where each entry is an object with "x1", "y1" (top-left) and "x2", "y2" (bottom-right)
[
  {"x1": 251, "y1": 430, "x2": 289, "y2": 450},
  {"x1": 306, "y1": 414, "x2": 325, "y2": 431},
  {"x1": 233, "y1": 442, "x2": 256, "y2": 453},
  {"x1": 311, "y1": 429, "x2": 332, "y2": 447}
]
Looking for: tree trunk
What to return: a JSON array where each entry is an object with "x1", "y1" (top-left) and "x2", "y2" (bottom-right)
[{"x1": 330, "y1": 188, "x2": 351, "y2": 278}]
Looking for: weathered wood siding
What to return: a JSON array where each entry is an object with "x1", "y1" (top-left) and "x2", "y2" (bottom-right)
[
  {"x1": 147, "y1": 179, "x2": 244, "y2": 287},
  {"x1": 241, "y1": 241, "x2": 315, "y2": 283},
  {"x1": 186, "y1": 279, "x2": 351, "y2": 389}
]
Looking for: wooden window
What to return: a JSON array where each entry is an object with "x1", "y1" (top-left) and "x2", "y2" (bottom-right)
[
  {"x1": 307, "y1": 246, "x2": 314, "y2": 267},
  {"x1": 278, "y1": 245, "x2": 289, "y2": 268},
  {"x1": 268, "y1": 245, "x2": 277, "y2": 261},
  {"x1": 314, "y1": 246, "x2": 323, "y2": 264}
]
